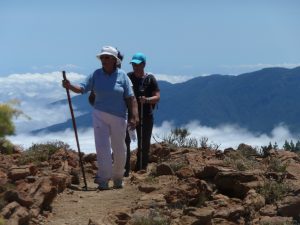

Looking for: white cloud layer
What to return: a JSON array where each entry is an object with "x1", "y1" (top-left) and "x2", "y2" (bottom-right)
[
  {"x1": 0, "y1": 72, "x2": 87, "y2": 132},
  {"x1": 7, "y1": 121, "x2": 298, "y2": 154},
  {"x1": 153, "y1": 121, "x2": 299, "y2": 150},
  {"x1": 1, "y1": 71, "x2": 299, "y2": 154},
  {"x1": 155, "y1": 73, "x2": 199, "y2": 84},
  {"x1": 0, "y1": 71, "x2": 85, "y2": 102}
]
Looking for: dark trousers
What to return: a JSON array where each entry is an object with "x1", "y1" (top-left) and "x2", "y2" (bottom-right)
[{"x1": 125, "y1": 115, "x2": 153, "y2": 174}]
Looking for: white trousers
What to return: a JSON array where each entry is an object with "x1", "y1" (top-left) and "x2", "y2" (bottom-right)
[{"x1": 92, "y1": 110, "x2": 127, "y2": 182}]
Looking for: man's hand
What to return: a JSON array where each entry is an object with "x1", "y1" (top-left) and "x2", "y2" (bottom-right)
[
  {"x1": 128, "y1": 115, "x2": 139, "y2": 129},
  {"x1": 126, "y1": 96, "x2": 139, "y2": 127},
  {"x1": 62, "y1": 79, "x2": 71, "y2": 89}
]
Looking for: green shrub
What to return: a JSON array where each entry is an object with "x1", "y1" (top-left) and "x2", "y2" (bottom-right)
[
  {"x1": 161, "y1": 127, "x2": 220, "y2": 150},
  {"x1": 237, "y1": 144, "x2": 259, "y2": 159},
  {"x1": 169, "y1": 162, "x2": 187, "y2": 172},
  {"x1": 132, "y1": 217, "x2": 169, "y2": 225},
  {"x1": 19, "y1": 140, "x2": 70, "y2": 165},
  {"x1": 267, "y1": 158, "x2": 288, "y2": 173},
  {"x1": 0, "y1": 100, "x2": 28, "y2": 138},
  {"x1": 0, "y1": 138, "x2": 15, "y2": 154},
  {"x1": 162, "y1": 127, "x2": 190, "y2": 147},
  {"x1": 258, "y1": 179, "x2": 289, "y2": 204},
  {"x1": 132, "y1": 210, "x2": 170, "y2": 225},
  {"x1": 161, "y1": 128, "x2": 198, "y2": 148},
  {"x1": 224, "y1": 151, "x2": 258, "y2": 171}
]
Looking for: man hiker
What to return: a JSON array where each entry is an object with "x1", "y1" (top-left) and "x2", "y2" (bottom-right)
[{"x1": 124, "y1": 52, "x2": 160, "y2": 176}]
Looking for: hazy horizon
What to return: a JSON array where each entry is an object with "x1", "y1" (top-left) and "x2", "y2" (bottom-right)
[{"x1": 2, "y1": 70, "x2": 299, "y2": 153}]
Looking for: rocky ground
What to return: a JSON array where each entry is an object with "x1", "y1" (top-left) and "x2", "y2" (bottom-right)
[{"x1": 1, "y1": 142, "x2": 300, "y2": 225}]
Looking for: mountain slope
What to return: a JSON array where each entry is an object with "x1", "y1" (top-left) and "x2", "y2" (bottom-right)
[
  {"x1": 157, "y1": 67, "x2": 300, "y2": 133},
  {"x1": 34, "y1": 67, "x2": 300, "y2": 134}
]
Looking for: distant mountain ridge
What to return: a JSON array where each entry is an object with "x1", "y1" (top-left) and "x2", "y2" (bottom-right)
[{"x1": 33, "y1": 67, "x2": 300, "y2": 134}]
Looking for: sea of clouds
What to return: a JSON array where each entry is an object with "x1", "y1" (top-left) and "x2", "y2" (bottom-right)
[{"x1": 1, "y1": 71, "x2": 298, "y2": 153}]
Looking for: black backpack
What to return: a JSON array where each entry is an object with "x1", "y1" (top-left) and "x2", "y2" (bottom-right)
[{"x1": 128, "y1": 72, "x2": 158, "y2": 110}]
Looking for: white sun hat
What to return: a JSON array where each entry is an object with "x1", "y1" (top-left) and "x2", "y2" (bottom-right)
[{"x1": 96, "y1": 46, "x2": 121, "y2": 64}]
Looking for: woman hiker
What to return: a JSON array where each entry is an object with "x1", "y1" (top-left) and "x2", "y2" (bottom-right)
[
  {"x1": 62, "y1": 46, "x2": 138, "y2": 190},
  {"x1": 124, "y1": 52, "x2": 160, "y2": 176}
]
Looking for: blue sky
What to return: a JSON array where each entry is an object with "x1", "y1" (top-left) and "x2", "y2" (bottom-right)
[
  {"x1": 1, "y1": 0, "x2": 300, "y2": 151},
  {"x1": 1, "y1": 0, "x2": 300, "y2": 77}
]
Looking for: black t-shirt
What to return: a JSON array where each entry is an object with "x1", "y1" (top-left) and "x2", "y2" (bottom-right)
[{"x1": 128, "y1": 72, "x2": 160, "y2": 117}]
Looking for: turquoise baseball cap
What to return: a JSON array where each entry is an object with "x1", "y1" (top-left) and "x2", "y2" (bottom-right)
[{"x1": 130, "y1": 52, "x2": 146, "y2": 64}]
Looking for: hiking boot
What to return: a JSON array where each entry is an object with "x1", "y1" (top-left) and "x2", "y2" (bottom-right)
[
  {"x1": 124, "y1": 171, "x2": 129, "y2": 177},
  {"x1": 98, "y1": 181, "x2": 110, "y2": 190},
  {"x1": 113, "y1": 179, "x2": 123, "y2": 189}
]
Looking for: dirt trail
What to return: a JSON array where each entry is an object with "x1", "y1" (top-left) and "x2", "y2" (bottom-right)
[{"x1": 44, "y1": 177, "x2": 142, "y2": 225}]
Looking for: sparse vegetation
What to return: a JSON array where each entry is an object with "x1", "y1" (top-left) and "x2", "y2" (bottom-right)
[
  {"x1": 0, "y1": 100, "x2": 29, "y2": 155},
  {"x1": 18, "y1": 140, "x2": 70, "y2": 165},
  {"x1": 267, "y1": 158, "x2": 289, "y2": 173},
  {"x1": 0, "y1": 100, "x2": 28, "y2": 138},
  {"x1": 0, "y1": 138, "x2": 15, "y2": 155},
  {"x1": 132, "y1": 210, "x2": 170, "y2": 225},
  {"x1": 161, "y1": 127, "x2": 220, "y2": 150},
  {"x1": 162, "y1": 127, "x2": 197, "y2": 148},
  {"x1": 132, "y1": 217, "x2": 169, "y2": 225},
  {"x1": 237, "y1": 144, "x2": 258, "y2": 159},
  {"x1": 169, "y1": 162, "x2": 187, "y2": 172},
  {"x1": 258, "y1": 179, "x2": 290, "y2": 204},
  {"x1": 224, "y1": 150, "x2": 258, "y2": 171}
]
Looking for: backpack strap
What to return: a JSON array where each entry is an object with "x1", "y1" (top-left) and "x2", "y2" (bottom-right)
[{"x1": 144, "y1": 73, "x2": 158, "y2": 110}]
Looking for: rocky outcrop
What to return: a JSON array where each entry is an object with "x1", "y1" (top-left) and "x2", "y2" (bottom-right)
[
  {"x1": 123, "y1": 144, "x2": 300, "y2": 224},
  {"x1": 0, "y1": 148, "x2": 81, "y2": 225},
  {"x1": 1, "y1": 142, "x2": 300, "y2": 224}
]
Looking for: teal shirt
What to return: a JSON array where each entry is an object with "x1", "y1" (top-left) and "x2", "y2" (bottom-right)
[{"x1": 80, "y1": 68, "x2": 134, "y2": 119}]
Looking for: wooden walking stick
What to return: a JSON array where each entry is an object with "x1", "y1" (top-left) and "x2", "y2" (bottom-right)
[{"x1": 62, "y1": 71, "x2": 88, "y2": 191}]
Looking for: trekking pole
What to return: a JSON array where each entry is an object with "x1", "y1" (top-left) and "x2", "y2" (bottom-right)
[
  {"x1": 62, "y1": 71, "x2": 88, "y2": 191},
  {"x1": 139, "y1": 100, "x2": 143, "y2": 171}
]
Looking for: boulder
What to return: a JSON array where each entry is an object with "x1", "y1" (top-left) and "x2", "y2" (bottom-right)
[
  {"x1": 277, "y1": 195, "x2": 300, "y2": 218},
  {"x1": 8, "y1": 166, "x2": 31, "y2": 182},
  {"x1": 214, "y1": 171, "x2": 263, "y2": 198},
  {"x1": 156, "y1": 163, "x2": 175, "y2": 176}
]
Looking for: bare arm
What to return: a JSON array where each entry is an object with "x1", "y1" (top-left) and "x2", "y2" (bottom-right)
[
  {"x1": 125, "y1": 96, "x2": 139, "y2": 128},
  {"x1": 62, "y1": 79, "x2": 83, "y2": 94},
  {"x1": 140, "y1": 90, "x2": 160, "y2": 104}
]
